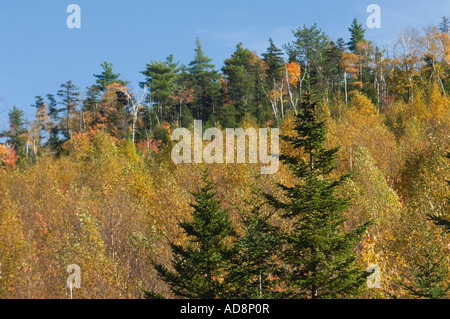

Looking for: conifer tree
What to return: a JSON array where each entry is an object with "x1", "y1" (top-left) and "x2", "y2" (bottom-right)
[
  {"x1": 146, "y1": 171, "x2": 236, "y2": 299},
  {"x1": 402, "y1": 239, "x2": 449, "y2": 299},
  {"x1": 439, "y1": 16, "x2": 450, "y2": 35},
  {"x1": 348, "y1": 18, "x2": 366, "y2": 52},
  {"x1": 140, "y1": 55, "x2": 180, "y2": 123},
  {"x1": 222, "y1": 43, "x2": 268, "y2": 123},
  {"x1": 265, "y1": 91, "x2": 373, "y2": 299},
  {"x1": 82, "y1": 85, "x2": 102, "y2": 129},
  {"x1": 262, "y1": 38, "x2": 285, "y2": 85},
  {"x1": 187, "y1": 38, "x2": 221, "y2": 122},
  {"x1": 189, "y1": 38, "x2": 217, "y2": 80},
  {"x1": 94, "y1": 62, "x2": 128, "y2": 91},
  {"x1": 57, "y1": 81, "x2": 80, "y2": 140},
  {"x1": 0, "y1": 106, "x2": 27, "y2": 157},
  {"x1": 46, "y1": 94, "x2": 63, "y2": 153},
  {"x1": 225, "y1": 183, "x2": 280, "y2": 299},
  {"x1": 285, "y1": 24, "x2": 328, "y2": 95}
]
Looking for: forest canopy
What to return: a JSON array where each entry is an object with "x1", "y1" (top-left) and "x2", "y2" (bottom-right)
[{"x1": 0, "y1": 16, "x2": 450, "y2": 299}]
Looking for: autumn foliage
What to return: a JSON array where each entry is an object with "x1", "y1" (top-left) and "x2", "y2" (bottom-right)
[{"x1": 1, "y1": 18, "x2": 450, "y2": 300}]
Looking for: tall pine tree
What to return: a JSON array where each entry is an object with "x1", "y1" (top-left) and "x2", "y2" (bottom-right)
[
  {"x1": 225, "y1": 183, "x2": 281, "y2": 299},
  {"x1": 348, "y1": 18, "x2": 366, "y2": 52},
  {"x1": 265, "y1": 91, "x2": 373, "y2": 299},
  {"x1": 140, "y1": 55, "x2": 180, "y2": 123},
  {"x1": 0, "y1": 106, "x2": 27, "y2": 157},
  {"x1": 46, "y1": 94, "x2": 63, "y2": 153},
  {"x1": 146, "y1": 170, "x2": 236, "y2": 299},
  {"x1": 262, "y1": 38, "x2": 285, "y2": 85},
  {"x1": 402, "y1": 238, "x2": 450, "y2": 299},
  {"x1": 57, "y1": 81, "x2": 80, "y2": 140},
  {"x1": 93, "y1": 61, "x2": 128, "y2": 91},
  {"x1": 187, "y1": 38, "x2": 221, "y2": 122},
  {"x1": 439, "y1": 16, "x2": 450, "y2": 35},
  {"x1": 222, "y1": 42, "x2": 268, "y2": 123}
]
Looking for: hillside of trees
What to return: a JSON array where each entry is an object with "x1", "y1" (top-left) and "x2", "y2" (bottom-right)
[{"x1": 0, "y1": 18, "x2": 450, "y2": 299}]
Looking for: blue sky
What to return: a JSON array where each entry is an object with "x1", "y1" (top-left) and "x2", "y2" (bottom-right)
[{"x1": 0, "y1": 0, "x2": 448, "y2": 129}]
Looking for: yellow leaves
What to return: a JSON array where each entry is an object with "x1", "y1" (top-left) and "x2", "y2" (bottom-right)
[
  {"x1": 428, "y1": 82, "x2": 450, "y2": 125},
  {"x1": 327, "y1": 92, "x2": 401, "y2": 178},
  {"x1": 77, "y1": 210, "x2": 106, "y2": 252},
  {"x1": 62, "y1": 132, "x2": 90, "y2": 158},
  {"x1": 162, "y1": 121, "x2": 171, "y2": 135},
  {"x1": 422, "y1": 26, "x2": 450, "y2": 65},
  {"x1": 286, "y1": 62, "x2": 301, "y2": 87},
  {"x1": 268, "y1": 89, "x2": 282, "y2": 101},
  {"x1": 118, "y1": 139, "x2": 141, "y2": 164},
  {"x1": 349, "y1": 92, "x2": 378, "y2": 117},
  {"x1": 396, "y1": 82, "x2": 450, "y2": 128},
  {"x1": 0, "y1": 201, "x2": 27, "y2": 298},
  {"x1": 0, "y1": 80, "x2": 448, "y2": 298}
]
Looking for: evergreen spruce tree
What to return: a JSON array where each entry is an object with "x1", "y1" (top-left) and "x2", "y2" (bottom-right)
[
  {"x1": 187, "y1": 38, "x2": 221, "y2": 123},
  {"x1": 46, "y1": 94, "x2": 63, "y2": 152},
  {"x1": 265, "y1": 91, "x2": 373, "y2": 299},
  {"x1": 222, "y1": 43, "x2": 267, "y2": 124},
  {"x1": 146, "y1": 171, "x2": 236, "y2": 299},
  {"x1": 57, "y1": 81, "x2": 80, "y2": 140},
  {"x1": 323, "y1": 39, "x2": 345, "y2": 95},
  {"x1": 348, "y1": 18, "x2": 366, "y2": 52},
  {"x1": 93, "y1": 61, "x2": 128, "y2": 91},
  {"x1": 262, "y1": 38, "x2": 285, "y2": 85},
  {"x1": 439, "y1": 16, "x2": 450, "y2": 35},
  {"x1": 0, "y1": 106, "x2": 27, "y2": 157},
  {"x1": 189, "y1": 38, "x2": 217, "y2": 80},
  {"x1": 222, "y1": 43, "x2": 255, "y2": 106},
  {"x1": 226, "y1": 183, "x2": 281, "y2": 299},
  {"x1": 402, "y1": 239, "x2": 450, "y2": 299}
]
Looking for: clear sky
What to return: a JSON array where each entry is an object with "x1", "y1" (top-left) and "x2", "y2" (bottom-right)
[{"x1": 0, "y1": 0, "x2": 448, "y2": 129}]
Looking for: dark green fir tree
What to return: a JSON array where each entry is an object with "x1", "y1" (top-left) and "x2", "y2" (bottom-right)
[
  {"x1": 265, "y1": 91, "x2": 373, "y2": 299},
  {"x1": 262, "y1": 38, "x2": 285, "y2": 85},
  {"x1": 225, "y1": 183, "x2": 281, "y2": 299},
  {"x1": 46, "y1": 93, "x2": 63, "y2": 153},
  {"x1": 145, "y1": 170, "x2": 236, "y2": 299},
  {"x1": 402, "y1": 238, "x2": 449, "y2": 299},
  {"x1": 348, "y1": 18, "x2": 366, "y2": 52},
  {"x1": 93, "y1": 61, "x2": 128, "y2": 91},
  {"x1": 57, "y1": 80, "x2": 80, "y2": 140},
  {"x1": 187, "y1": 38, "x2": 221, "y2": 122},
  {"x1": 0, "y1": 106, "x2": 27, "y2": 157}
]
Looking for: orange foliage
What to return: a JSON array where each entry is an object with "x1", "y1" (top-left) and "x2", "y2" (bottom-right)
[
  {"x1": 341, "y1": 52, "x2": 363, "y2": 88},
  {"x1": 170, "y1": 88, "x2": 194, "y2": 103},
  {"x1": 0, "y1": 145, "x2": 18, "y2": 173},
  {"x1": 286, "y1": 62, "x2": 301, "y2": 87},
  {"x1": 137, "y1": 139, "x2": 162, "y2": 154}
]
